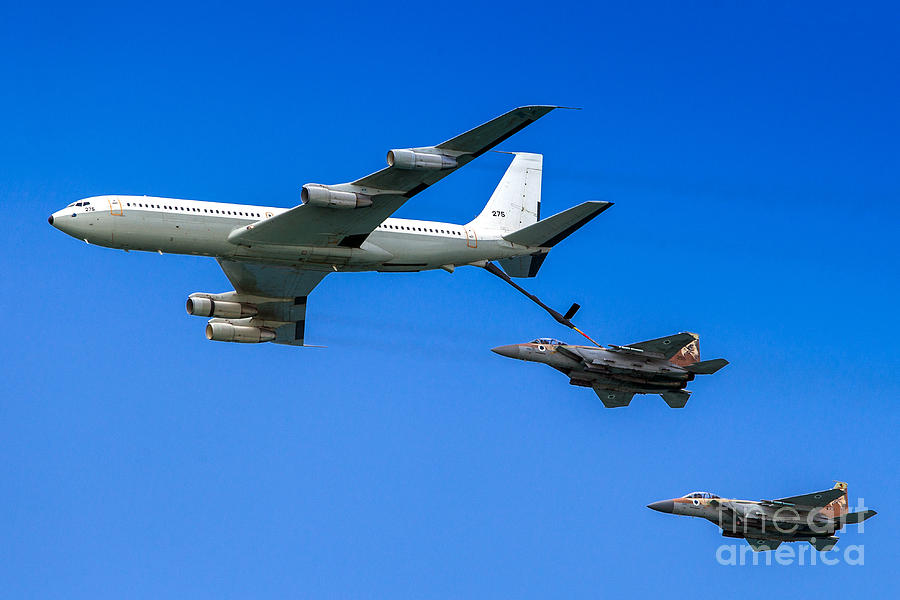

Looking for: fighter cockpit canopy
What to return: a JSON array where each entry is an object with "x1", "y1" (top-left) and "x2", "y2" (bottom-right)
[
  {"x1": 683, "y1": 491, "x2": 720, "y2": 499},
  {"x1": 530, "y1": 338, "x2": 563, "y2": 345}
]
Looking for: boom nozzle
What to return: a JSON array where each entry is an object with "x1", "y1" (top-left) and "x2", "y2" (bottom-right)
[{"x1": 481, "y1": 262, "x2": 601, "y2": 347}]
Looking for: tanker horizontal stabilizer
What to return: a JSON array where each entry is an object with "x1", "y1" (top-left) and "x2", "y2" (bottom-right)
[{"x1": 502, "y1": 201, "x2": 612, "y2": 248}]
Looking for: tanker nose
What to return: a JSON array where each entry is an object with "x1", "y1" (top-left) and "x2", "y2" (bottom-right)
[
  {"x1": 647, "y1": 500, "x2": 675, "y2": 514},
  {"x1": 48, "y1": 214, "x2": 54, "y2": 226},
  {"x1": 491, "y1": 344, "x2": 521, "y2": 359}
]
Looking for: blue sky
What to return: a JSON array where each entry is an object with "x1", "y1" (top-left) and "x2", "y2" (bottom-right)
[{"x1": 2, "y1": 1, "x2": 898, "y2": 597}]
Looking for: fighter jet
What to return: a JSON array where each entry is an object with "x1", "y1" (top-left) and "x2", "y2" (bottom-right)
[
  {"x1": 491, "y1": 332, "x2": 727, "y2": 407},
  {"x1": 647, "y1": 482, "x2": 876, "y2": 552}
]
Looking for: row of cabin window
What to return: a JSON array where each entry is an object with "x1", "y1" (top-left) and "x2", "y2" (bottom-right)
[
  {"x1": 378, "y1": 223, "x2": 462, "y2": 236},
  {"x1": 124, "y1": 202, "x2": 262, "y2": 218},
  {"x1": 118, "y1": 203, "x2": 459, "y2": 235}
]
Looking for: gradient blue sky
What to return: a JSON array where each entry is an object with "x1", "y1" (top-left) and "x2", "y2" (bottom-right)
[{"x1": 2, "y1": 2, "x2": 898, "y2": 598}]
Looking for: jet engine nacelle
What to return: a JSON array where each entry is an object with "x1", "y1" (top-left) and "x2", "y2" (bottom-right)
[
  {"x1": 205, "y1": 323, "x2": 275, "y2": 343},
  {"x1": 301, "y1": 184, "x2": 372, "y2": 209},
  {"x1": 387, "y1": 149, "x2": 457, "y2": 170},
  {"x1": 186, "y1": 297, "x2": 258, "y2": 319}
]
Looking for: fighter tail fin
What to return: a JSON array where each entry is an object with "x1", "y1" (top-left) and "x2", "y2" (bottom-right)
[
  {"x1": 825, "y1": 481, "x2": 849, "y2": 518},
  {"x1": 668, "y1": 337, "x2": 701, "y2": 367},
  {"x1": 775, "y1": 482, "x2": 847, "y2": 511},
  {"x1": 467, "y1": 152, "x2": 542, "y2": 234}
]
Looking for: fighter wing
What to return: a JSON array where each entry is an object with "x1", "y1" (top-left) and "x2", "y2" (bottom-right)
[
  {"x1": 624, "y1": 332, "x2": 699, "y2": 360},
  {"x1": 228, "y1": 106, "x2": 558, "y2": 249},
  {"x1": 773, "y1": 488, "x2": 845, "y2": 508},
  {"x1": 209, "y1": 259, "x2": 330, "y2": 346},
  {"x1": 591, "y1": 387, "x2": 634, "y2": 408}
]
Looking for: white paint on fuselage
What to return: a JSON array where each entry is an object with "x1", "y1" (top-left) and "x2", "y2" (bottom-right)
[{"x1": 49, "y1": 195, "x2": 534, "y2": 272}]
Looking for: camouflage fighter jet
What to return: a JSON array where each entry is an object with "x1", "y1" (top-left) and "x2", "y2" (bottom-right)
[
  {"x1": 647, "y1": 482, "x2": 877, "y2": 551},
  {"x1": 491, "y1": 332, "x2": 727, "y2": 408}
]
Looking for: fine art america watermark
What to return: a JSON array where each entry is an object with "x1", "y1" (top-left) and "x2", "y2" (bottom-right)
[
  {"x1": 715, "y1": 497, "x2": 872, "y2": 566},
  {"x1": 716, "y1": 540, "x2": 865, "y2": 566}
]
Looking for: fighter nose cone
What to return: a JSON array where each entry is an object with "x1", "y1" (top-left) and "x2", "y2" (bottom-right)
[
  {"x1": 48, "y1": 214, "x2": 54, "y2": 226},
  {"x1": 491, "y1": 344, "x2": 521, "y2": 359},
  {"x1": 647, "y1": 500, "x2": 675, "y2": 514}
]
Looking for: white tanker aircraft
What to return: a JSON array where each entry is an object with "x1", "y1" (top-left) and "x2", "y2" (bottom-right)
[{"x1": 48, "y1": 106, "x2": 611, "y2": 346}]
